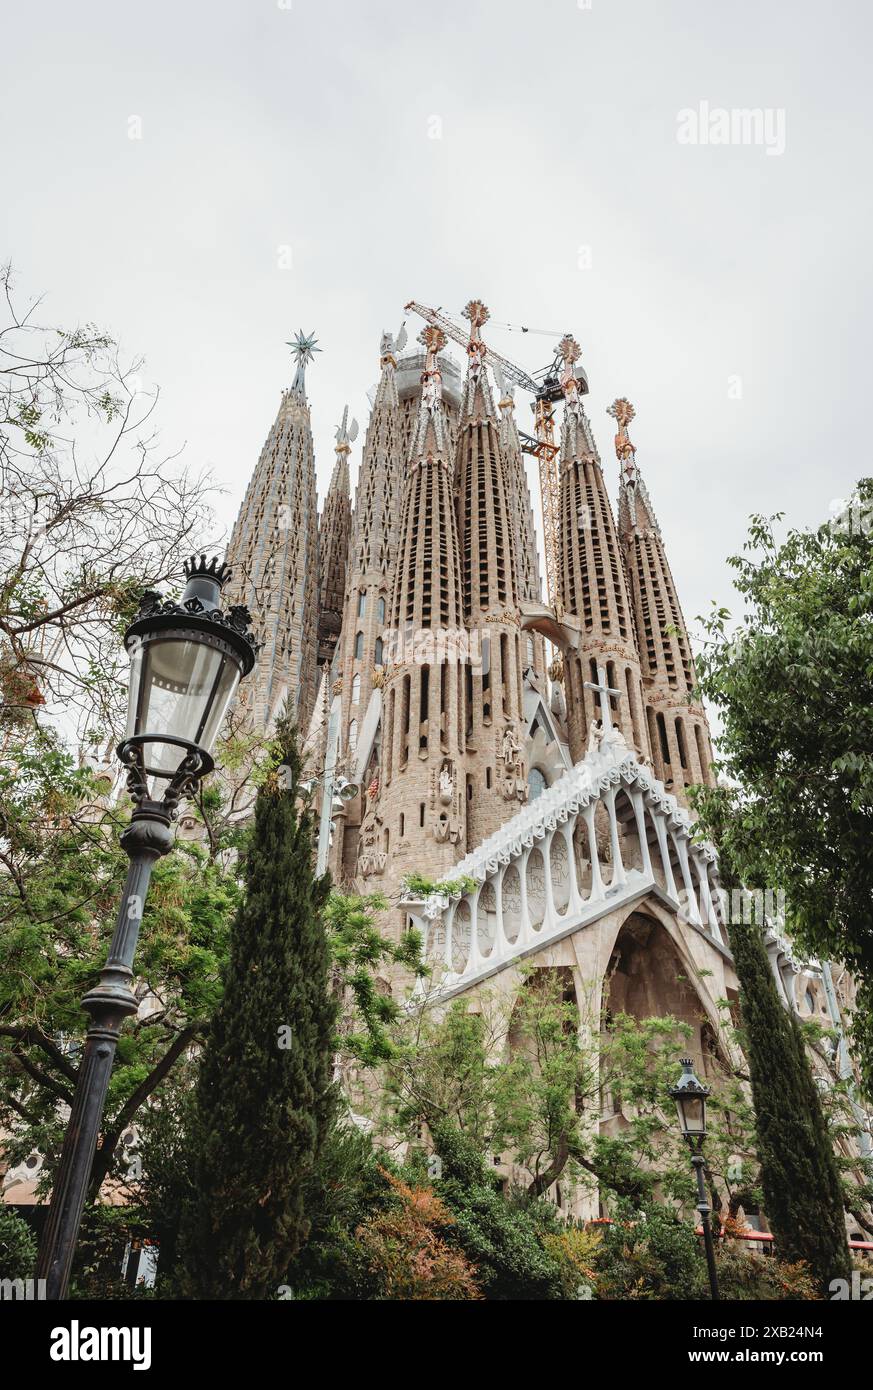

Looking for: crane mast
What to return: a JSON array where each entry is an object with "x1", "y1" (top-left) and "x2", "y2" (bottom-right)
[{"x1": 404, "y1": 300, "x2": 587, "y2": 612}]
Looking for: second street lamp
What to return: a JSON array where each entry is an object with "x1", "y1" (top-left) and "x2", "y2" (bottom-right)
[
  {"x1": 670, "y1": 1055, "x2": 720, "y2": 1301},
  {"x1": 37, "y1": 555, "x2": 256, "y2": 1301}
]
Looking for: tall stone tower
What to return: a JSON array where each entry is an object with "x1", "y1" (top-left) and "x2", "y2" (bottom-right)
[
  {"x1": 333, "y1": 331, "x2": 405, "y2": 882},
  {"x1": 493, "y1": 363, "x2": 548, "y2": 683},
  {"x1": 613, "y1": 398, "x2": 714, "y2": 801},
  {"x1": 360, "y1": 326, "x2": 467, "y2": 898},
  {"x1": 316, "y1": 407, "x2": 354, "y2": 670},
  {"x1": 224, "y1": 332, "x2": 320, "y2": 732},
  {"x1": 556, "y1": 347, "x2": 650, "y2": 765},
  {"x1": 455, "y1": 301, "x2": 528, "y2": 846}
]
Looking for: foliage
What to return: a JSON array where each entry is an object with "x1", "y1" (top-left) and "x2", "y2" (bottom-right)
[
  {"x1": 0, "y1": 263, "x2": 216, "y2": 736},
  {"x1": 540, "y1": 1225, "x2": 603, "y2": 1299},
  {"x1": 728, "y1": 904, "x2": 851, "y2": 1290},
  {"x1": 67, "y1": 1204, "x2": 153, "y2": 1301},
  {"x1": 354, "y1": 1168, "x2": 482, "y2": 1300},
  {"x1": 713, "y1": 1222, "x2": 820, "y2": 1301},
  {"x1": 0, "y1": 716, "x2": 241, "y2": 1203},
  {"x1": 692, "y1": 482, "x2": 873, "y2": 1094},
  {"x1": 279, "y1": 1116, "x2": 392, "y2": 1300},
  {"x1": 323, "y1": 891, "x2": 426, "y2": 1068},
  {"x1": 421, "y1": 1120, "x2": 568, "y2": 1300},
  {"x1": 177, "y1": 718, "x2": 337, "y2": 1299},
  {"x1": 384, "y1": 976, "x2": 743, "y2": 1214},
  {"x1": 0, "y1": 1205, "x2": 37, "y2": 1280},
  {"x1": 400, "y1": 872, "x2": 477, "y2": 900},
  {"x1": 590, "y1": 1200, "x2": 704, "y2": 1300}
]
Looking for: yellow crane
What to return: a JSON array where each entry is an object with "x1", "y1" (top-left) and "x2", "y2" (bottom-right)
[{"x1": 404, "y1": 301, "x2": 587, "y2": 611}]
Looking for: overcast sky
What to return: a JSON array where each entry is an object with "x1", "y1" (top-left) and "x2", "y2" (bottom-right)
[{"x1": 3, "y1": 0, "x2": 871, "y2": 648}]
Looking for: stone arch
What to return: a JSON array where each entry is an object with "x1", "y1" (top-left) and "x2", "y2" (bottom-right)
[{"x1": 603, "y1": 906, "x2": 725, "y2": 1069}]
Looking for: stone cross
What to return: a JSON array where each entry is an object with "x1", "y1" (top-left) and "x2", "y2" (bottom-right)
[{"x1": 583, "y1": 663, "x2": 623, "y2": 731}]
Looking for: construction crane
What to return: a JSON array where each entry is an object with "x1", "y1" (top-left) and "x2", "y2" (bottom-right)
[{"x1": 404, "y1": 301, "x2": 588, "y2": 611}]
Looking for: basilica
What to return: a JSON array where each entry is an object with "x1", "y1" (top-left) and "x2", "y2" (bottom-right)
[{"x1": 220, "y1": 302, "x2": 864, "y2": 1216}]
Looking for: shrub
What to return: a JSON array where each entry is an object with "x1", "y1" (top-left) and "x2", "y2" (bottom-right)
[
  {"x1": 0, "y1": 1207, "x2": 37, "y2": 1281},
  {"x1": 356, "y1": 1169, "x2": 482, "y2": 1300}
]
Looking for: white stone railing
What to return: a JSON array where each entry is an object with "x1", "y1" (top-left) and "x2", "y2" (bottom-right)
[{"x1": 401, "y1": 738, "x2": 727, "y2": 1001}]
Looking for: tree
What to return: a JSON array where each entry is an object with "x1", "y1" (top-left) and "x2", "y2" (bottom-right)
[
  {"x1": 354, "y1": 1168, "x2": 482, "y2": 1300},
  {"x1": 323, "y1": 890, "x2": 425, "y2": 1072},
  {"x1": 693, "y1": 483, "x2": 873, "y2": 1093},
  {"x1": 699, "y1": 825, "x2": 852, "y2": 1291},
  {"x1": 0, "y1": 718, "x2": 241, "y2": 1204},
  {"x1": 178, "y1": 718, "x2": 337, "y2": 1299},
  {"x1": 0, "y1": 263, "x2": 215, "y2": 737},
  {"x1": 0, "y1": 1206, "x2": 37, "y2": 1280}
]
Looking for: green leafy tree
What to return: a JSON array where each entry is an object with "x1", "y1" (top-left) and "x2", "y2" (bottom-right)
[
  {"x1": 727, "y1": 891, "x2": 851, "y2": 1289},
  {"x1": 323, "y1": 891, "x2": 425, "y2": 1070},
  {"x1": 178, "y1": 719, "x2": 337, "y2": 1299},
  {"x1": 0, "y1": 1205, "x2": 37, "y2": 1279},
  {"x1": 0, "y1": 718, "x2": 240, "y2": 1204},
  {"x1": 423, "y1": 1119, "x2": 567, "y2": 1301},
  {"x1": 693, "y1": 481, "x2": 873, "y2": 1093}
]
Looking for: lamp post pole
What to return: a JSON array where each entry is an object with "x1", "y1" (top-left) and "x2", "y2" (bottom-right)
[
  {"x1": 36, "y1": 556, "x2": 255, "y2": 1300},
  {"x1": 691, "y1": 1149, "x2": 720, "y2": 1302},
  {"x1": 669, "y1": 1055, "x2": 720, "y2": 1302},
  {"x1": 37, "y1": 804, "x2": 175, "y2": 1300}
]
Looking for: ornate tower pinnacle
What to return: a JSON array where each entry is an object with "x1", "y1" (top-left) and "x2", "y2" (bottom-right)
[
  {"x1": 286, "y1": 329, "x2": 321, "y2": 395},
  {"x1": 332, "y1": 331, "x2": 406, "y2": 882},
  {"x1": 372, "y1": 318, "x2": 467, "y2": 898},
  {"x1": 317, "y1": 407, "x2": 355, "y2": 669},
  {"x1": 614, "y1": 399, "x2": 714, "y2": 801},
  {"x1": 224, "y1": 342, "x2": 320, "y2": 733},
  {"x1": 555, "y1": 377, "x2": 649, "y2": 765},
  {"x1": 456, "y1": 300, "x2": 528, "y2": 843},
  {"x1": 419, "y1": 324, "x2": 447, "y2": 371}
]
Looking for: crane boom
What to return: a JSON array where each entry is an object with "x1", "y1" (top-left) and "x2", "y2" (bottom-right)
[
  {"x1": 404, "y1": 299, "x2": 586, "y2": 613},
  {"x1": 404, "y1": 301, "x2": 541, "y2": 396}
]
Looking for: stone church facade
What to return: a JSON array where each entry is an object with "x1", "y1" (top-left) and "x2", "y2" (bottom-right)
[{"x1": 213, "y1": 305, "x2": 868, "y2": 1224}]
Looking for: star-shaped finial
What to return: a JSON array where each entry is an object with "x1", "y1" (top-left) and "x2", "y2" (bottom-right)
[
  {"x1": 286, "y1": 329, "x2": 321, "y2": 394},
  {"x1": 607, "y1": 397, "x2": 635, "y2": 428},
  {"x1": 286, "y1": 329, "x2": 321, "y2": 366}
]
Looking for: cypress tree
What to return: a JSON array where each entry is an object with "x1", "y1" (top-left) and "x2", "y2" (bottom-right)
[
  {"x1": 179, "y1": 717, "x2": 336, "y2": 1299},
  {"x1": 727, "y1": 887, "x2": 851, "y2": 1291}
]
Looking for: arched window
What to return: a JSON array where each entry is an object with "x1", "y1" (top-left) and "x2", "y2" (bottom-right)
[
  {"x1": 377, "y1": 597, "x2": 386, "y2": 624},
  {"x1": 354, "y1": 631, "x2": 364, "y2": 659},
  {"x1": 526, "y1": 635, "x2": 535, "y2": 667},
  {"x1": 357, "y1": 592, "x2": 367, "y2": 618},
  {"x1": 348, "y1": 720, "x2": 358, "y2": 754},
  {"x1": 374, "y1": 636, "x2": 384, "y2": 665},
  {"x1": 351, "y1": 674, "x2": 361, "y2": 706},
  {"x1": 528, "y1": 767, "x2": 547, "y2": 801}
]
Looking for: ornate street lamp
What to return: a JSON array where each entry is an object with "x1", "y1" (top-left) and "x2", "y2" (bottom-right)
[
  {"x1": 669, "y1": 1056, "x2": 720, "y2": 1301},
  {"x1": 37, "y1": 556, "x2": 256, "y2": 1300}
]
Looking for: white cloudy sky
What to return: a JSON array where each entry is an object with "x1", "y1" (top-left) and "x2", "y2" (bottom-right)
[{"x1": 3, "y1": 0, "x2": 871, "y2": 645}]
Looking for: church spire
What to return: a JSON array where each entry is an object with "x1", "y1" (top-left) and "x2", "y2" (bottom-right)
[
  {"x1": 613, "y1": 398, "x2": 715, "y2": 799},
  {"x1": 367, "y1": 321, "x2": 467, "y2": 897},
  {"x1": 286, "y1": 329, "x2": 321, "y2": 396},
  {"x1": 456, "y1": 299, "x2": 528, "y2": 843},
  {"x1": 555, "y1": 345, "x2": 650, "y2": 765},
  {"x1": 224, "y1": 338, "x2": 320, "y2": 733},
  {"x1": 316, "y1": 406, "x2": 354, "y2": 669},
  {"x1": 332, "y1": 332, "x2": 405, "y2": 882}
]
